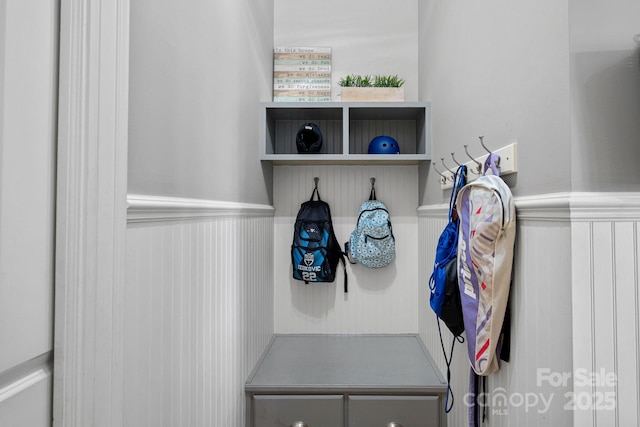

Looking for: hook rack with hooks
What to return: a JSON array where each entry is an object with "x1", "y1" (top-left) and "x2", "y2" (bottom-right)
[{"x1": 436, "y1": 140, "x2": 518, "y2": 189}]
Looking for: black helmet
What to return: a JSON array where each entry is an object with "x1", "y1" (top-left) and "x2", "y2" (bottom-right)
[{"x1": 296, "y1": 123, "x2": 323, "y2": 153}]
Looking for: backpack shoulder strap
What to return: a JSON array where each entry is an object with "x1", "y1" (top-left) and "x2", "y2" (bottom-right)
[
  {"x1": 483, "y1": 153, "x2": 500, "y2": 176},
  {"x1": 448, "y1": 165, "x2": 467, "y2": 221},
  {"x1": 437, "y1": 317, "x2": 464, "y2": 413},
  {"x1": 341, "y1": 255, "x2": 348, "y2": 293}
]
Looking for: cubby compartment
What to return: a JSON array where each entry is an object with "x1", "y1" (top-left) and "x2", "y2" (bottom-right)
[
  {"x1": 263, "y1": 105, "x2": 343, "y2": 155},
  {"x1": 348, "y1": 105, "x2": 428, "y2": 156},
  {"x1": 260, "y1": 102, "x2": 431, "y2": 164}
]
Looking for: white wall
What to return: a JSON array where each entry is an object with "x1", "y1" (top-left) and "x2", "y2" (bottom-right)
[
  {"x1": 0, "y1": 0, "x2": 57, "y2": 424},
  {"x1": 569, "y1": 0, "x2": 640, "y2": 191},
  {"x1": 418, "y1": 0, "x2": 572, "y2": 205},
  {"x1": 273, "y1": 166, "x2": 419, "y2": 334},
  {"x1": 124, "y1": 203, "x2": 274, "y2": 426},
  {"x1": 128, "y1": 0, "x2": 274, "y2": 205},
  {"x1": 125, "y1": 2, "x2": 275, "y2": 425},
  {"x1": 274, "y1": 0, "x2": 419, "y2": 102},
  {"x1": 417, "y1": 0, "x2": 640, "y2": 201}
]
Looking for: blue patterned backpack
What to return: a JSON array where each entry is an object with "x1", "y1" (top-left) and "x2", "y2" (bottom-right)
[{"x1": 346, "y1": 182, "x2": 395, "y2": 269}]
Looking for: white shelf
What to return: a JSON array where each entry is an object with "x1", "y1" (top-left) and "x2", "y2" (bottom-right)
[
  {"x1": 260, "y1": 102, "x2": 431, "y2": 164},
  {"x1": 265, "y1": 154, "x2": 428, "y2": 165}
]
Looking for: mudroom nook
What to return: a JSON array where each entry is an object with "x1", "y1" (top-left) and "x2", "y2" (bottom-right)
[{"x1": 2, "y1": 1, "x2": 639, "y2": 427}]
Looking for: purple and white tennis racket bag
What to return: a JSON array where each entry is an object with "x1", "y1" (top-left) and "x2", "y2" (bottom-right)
[{"x1": 456, "y1": 154, "x2": 515, "y2": 377}]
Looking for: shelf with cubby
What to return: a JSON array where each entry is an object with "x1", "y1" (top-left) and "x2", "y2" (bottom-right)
[{"x1": 260, "y1": 102, "x2": 431, "y2": 165}]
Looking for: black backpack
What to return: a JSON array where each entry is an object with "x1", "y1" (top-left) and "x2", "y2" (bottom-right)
[{"x1": 291, "y1": 181, "x2": 347, "y2": 292}]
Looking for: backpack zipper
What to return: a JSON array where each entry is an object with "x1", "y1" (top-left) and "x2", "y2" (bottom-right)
[
  {"x1": 364, "y1": 233, "x2": 391, "y2": 244},
  {"x1": 357, "y1": 207, "x2": 389, "y2": 223}
]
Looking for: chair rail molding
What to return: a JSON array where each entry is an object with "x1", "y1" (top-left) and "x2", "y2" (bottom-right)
[
  {"x1": 54, "y1": 0, "x2": 129, "y2": 426},
  {"x1": 418, "y1": 192, "x2": 640, "y2": 222},
  {"x1": 127, "y1": 194, "x2": 275, "y2": 223},
  {"x1": 566, "y1": 192, "x2": 640, "y2": 221}
]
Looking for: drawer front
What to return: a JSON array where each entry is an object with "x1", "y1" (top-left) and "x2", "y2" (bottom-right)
[
  {"x1": 348, "y1": 395, "x2": 440, "y2": 427},
  {"x1": 253, "y1": 395, "x2": 344, "y2": 427}
]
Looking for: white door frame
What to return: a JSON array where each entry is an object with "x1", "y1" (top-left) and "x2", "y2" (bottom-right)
[{"x1": 54, "y1": 0, "x2": 129, "y2": 425}]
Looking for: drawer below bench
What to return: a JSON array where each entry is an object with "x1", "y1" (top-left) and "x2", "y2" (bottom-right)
[{"x1": 251, "y1": 394, "x2": 440, "y2": 427}]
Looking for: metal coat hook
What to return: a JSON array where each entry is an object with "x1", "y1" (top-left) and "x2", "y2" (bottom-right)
[
  {"x1": 450, "y1": 152, "x2": 462, "y2": 167},
  {"x1": 432, "y1": 162, "x2": 449, "y2": 184},
  {"x1": 369, "y1": 177, "x2": 377, "y2": 200},
  {"x1": 478, "y1": 136, "x2": 501, "y2": 168},
  {"x1": 313, "y1": 176, "x2": 319, "y2": 189},
  {"x1": 463, "y1": 144, "x2": 482, "y2": 174},
  {"x1": 478, "y1": 136, "x2": 492, "y2": 154},
  {"x1": 441, "y1": 157, "x2": 455, "y2": 175}
]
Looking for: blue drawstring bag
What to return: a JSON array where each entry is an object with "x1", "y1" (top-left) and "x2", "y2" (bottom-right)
[
  {"x1": 429, "y1": 165, "x2": 466, "y2": 327},
  {"x1": 429, "y1": 164, "x2": 467, "y2": 413}
]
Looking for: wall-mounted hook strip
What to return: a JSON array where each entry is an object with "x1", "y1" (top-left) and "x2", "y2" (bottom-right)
[
  {"x1": 432, "y1": 162, "x2": 449, "y2": 184},
  {"x1": 463, "y1": 145, "x2": 482, "y2": 175},
  {"x1": 438, "y1": 142, "x2": 518, "y2": 190}
]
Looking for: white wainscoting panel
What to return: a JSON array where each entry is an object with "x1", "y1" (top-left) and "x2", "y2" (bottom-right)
[
  {"x1": 570, "y1": 194, "x2": 640, "y2": 427},
  {"x1": 124, "y1": 198, "x2": 274, "y2": 427},
  {"x1": 273, "y1": 165, "x2": 419, "y2": 334},
  {"x1": 419, "y1": 196, "x2": 575, "y2": 426}
]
